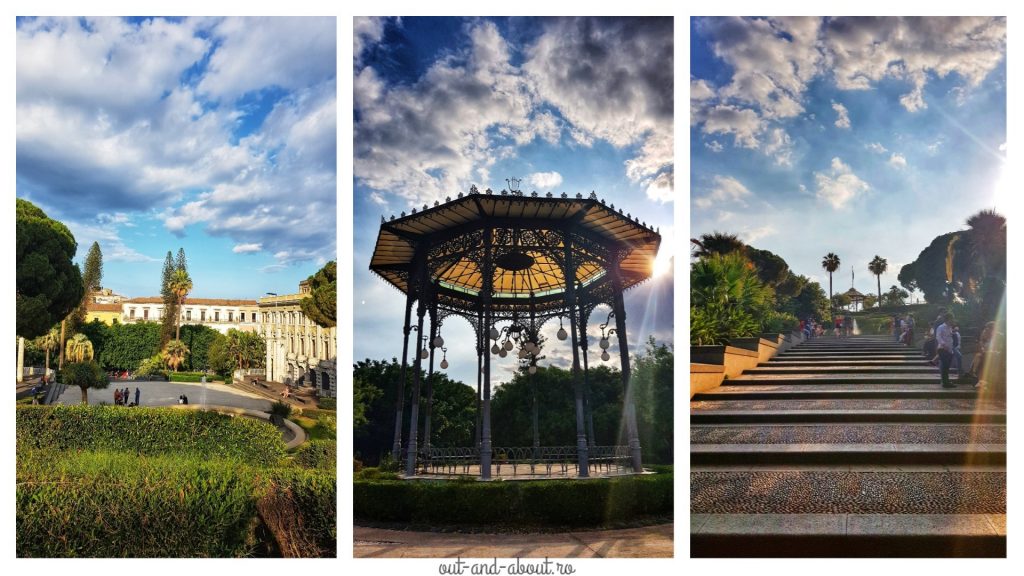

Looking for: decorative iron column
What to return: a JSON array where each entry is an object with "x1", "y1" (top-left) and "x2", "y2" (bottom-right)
[
  {"x1": 422, "y1": 297, "x2": 438, "y2": 453},
  {"x1": 611, "y1": 262, "x2": 642, "y2": 472},
  {"x1": 391, "y1": 290, "x2": 414, "y2": 459},
  {"x1": 562, "y1": 232, "x2": 589, "y2": 477},
  {"x1": 475, "y1": 307, "x2": 483, "y2": 448},
  {"x1": 581, "y1": 333, "x2": 597, "y2": 449},
  {"x1": 404, "y1": 255, "x2": 429, "y2": 476},
  {"x1": 480, "y1": 227, "x2": 494, "y2": 480}
]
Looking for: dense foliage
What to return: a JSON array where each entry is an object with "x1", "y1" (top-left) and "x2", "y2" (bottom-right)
[
  {"x1": 60, "y1": 361, "x2": 109, "y2": 404},
  {"x1": 16, "y1": 199, "x2": 84, "y2": 339},
  {"x1": 353, "y1": 339, "x2": 674, "y2": 466},
  {"x1": 300, "y1": 260, "x2": 336, "y2": 328}
]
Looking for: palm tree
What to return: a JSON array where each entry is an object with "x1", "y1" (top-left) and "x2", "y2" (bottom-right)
[
  {"x1": 868, "y1": 256, "x2": 888, "y2": 310},
  {"x1": 965, "y1": 209, "x2": 1006, "y2": 279},
  {"x1": 65, "y1": 333, "x2": 94, "y2": 363},
  {"x1": 821, "y1": 252, "x2": 841, "y2": 318},
  {"x1": 167, "y1": 268, "x2": 193, "y2": 340},
  {"x1": 162, "y1": 339, "x2": 190, "y2": 372},
  {"x1": 37, "y1": 326, "x2": 60, "y2": 377},
  {"x1": 691, "y1": 231, "x2": 746, "y2": 259}
]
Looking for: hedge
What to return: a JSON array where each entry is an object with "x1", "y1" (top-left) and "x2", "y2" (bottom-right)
[
  {"x1": 16, "y1": 405, "x2": 285, "y2": 466},
  {"x1": 353, "y1": 470, "x2": 673, "y2": 527},
  {"x1": 293, "y1": 440, "x2": 337, "y2": 471},
  {"x1": 16, "y1": 451, "x2": 336, "y2": 558},
  {"x1": 169, "y1": 372, "x2": 213, "y2": 383}
]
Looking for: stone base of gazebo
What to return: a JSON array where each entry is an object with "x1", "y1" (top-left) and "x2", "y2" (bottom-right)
[
  {"x1": 402, "y1": 445, "x2": 647, "y2": 480},
  {"x1": 405, "y1": 464, "x2": 648, "y2": 481}
]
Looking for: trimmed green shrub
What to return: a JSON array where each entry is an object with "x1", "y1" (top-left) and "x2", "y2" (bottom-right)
[
  {"x1": 353, "y1": 469, "x2": 673, "y2": 527},
  {"x1": 168, "y1": 371, "x2": 211, "y2": 383},
  {"x1": 16, "y1": 451, "x2": 336, "y2": 558},
  {"x1": 17, "y1": 405, "x2": 285, "y2": 466},
  {"x1": 293, "y1": 440, "x2": 337, "y2": 471},
  {"x1": 354, "y1": 467, "x2": 399, "y2": 481}
]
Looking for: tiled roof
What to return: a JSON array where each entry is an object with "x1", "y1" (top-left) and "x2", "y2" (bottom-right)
[{"x1": 125, "y1": 297, "x2": 259, "y2": 306}]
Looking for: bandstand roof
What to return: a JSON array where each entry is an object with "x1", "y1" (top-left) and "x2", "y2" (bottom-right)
[
  {"x1": 843, "y1": 288, "x2": 867, "y2": 300},
  {"x1": 369, "y1": 189, "x2": 661, "y2": 314}
]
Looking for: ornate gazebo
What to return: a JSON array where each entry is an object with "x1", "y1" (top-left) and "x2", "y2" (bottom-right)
[{"x1": 369, "y1": 184, "x2": 661, "y2": 479}]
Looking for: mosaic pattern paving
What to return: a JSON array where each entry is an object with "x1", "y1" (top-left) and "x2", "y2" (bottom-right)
[
  {"x1": 691, "y1": 471, "x2": 1006, "y2": 514},
  {"x1": 691, "y1": 424, "x2": 1007, "y2": 445},
  {"x1": 691, "y1": 399, "x2": 1006, "y2": 412}
]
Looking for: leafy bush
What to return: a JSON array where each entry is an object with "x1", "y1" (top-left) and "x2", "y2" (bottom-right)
[
  {"x1": 317, "y1": 397, "x2": 337, "y2": 410},
  {"x1": 353, "y1": 469, "x2": 672, "y2": 527},
  {"x1": 762, "y1": 311, "x2": 799, "y2": 334},
  {"x1": 691, "y1": 252, "x2": 774, "y2": 345},
  {"x1": 60, "y1": 361, "x2": 109, "y2": 392},
  {"x1": 17, "y1": 405, "x2": 285, "y2": 466},
  {"x1": 293, "y1": 440, "x2": 336, "y2": 471},
  {"x1": 16, "y1": 450, "x2": 336, "y2": 558},
  {"x1": 354, "y1": 467, "x2": 400, "y2": 481},
  {"x1": 135, "y1": 354, "x2": 167, "y2": 378},
  {"x1": 271, "y1": 401, "x2": 292, "y2": 419}
]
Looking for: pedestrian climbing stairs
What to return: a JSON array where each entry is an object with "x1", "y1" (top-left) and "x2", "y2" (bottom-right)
[{"x1": 691, "y1": 336, "x2": 1006, "y2": 557}]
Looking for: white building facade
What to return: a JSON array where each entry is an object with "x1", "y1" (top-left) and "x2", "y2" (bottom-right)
[
  {"x1": 257, "y1": 281, "x2": 337, "y2": 398},
  {"x1": 121, "y1": 297, "x2": 260, "y2": 334}
]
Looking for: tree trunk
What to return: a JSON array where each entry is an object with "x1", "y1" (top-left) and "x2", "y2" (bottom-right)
[
  {"x1": 59, "y1": 320, "x2": 66, "y2": 370},
  {"x1": 80, "y1": 386, "x2": 88, "y2": 405},
  {"x1": 175, "y1": 296, "x2": 182, "y2": 341},
  {"x1": 828, "y1": 273, "x2": 833, "y2": 319},
  {"x1": 877, "y1": 275, "x2": 882, "y2": 310},
  {"x1": 44, "y1": 348, "x2": 50, "y2": 376}
]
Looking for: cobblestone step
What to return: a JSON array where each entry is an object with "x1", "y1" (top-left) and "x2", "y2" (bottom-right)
[
  {"x1": 691, "y1": 409, "x2": 1005, "y2": 425},
  {"x1": 745, "y1": 365, "x2": 937, "y2": 374},
  {"x1": 691, "y1": 423, "x2": 1007, "y2": 445},
  {"x1": 765, "y1": 359, "x2": 932, "y2": 367},
  {"x1": 690, "y1": 444, "x2": 1005, "y2": 465},
  {"x1": 728, "y1": 374, "x2": 949, "y2": 385},
  {"x1": 695, "y1": 384, "x2": 976, "y2": 400},
  {"x1": 691, "y1": 513, "x2": 1006, "y2": 557}
]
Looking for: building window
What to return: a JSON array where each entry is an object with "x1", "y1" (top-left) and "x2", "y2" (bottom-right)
[
  {"x1": 186, "y1": 309, "x2": 192, "y2": 321},
  {"x1": 214, "y1": 311, "x2": 220, "y2": 322},
  {"x1": 301, "y1": 338, "x2": 305, "y2": 355},
  {"x1": 130, "y1": 308, "x2": 136, "y2": 319},
  {"x1": 143, "y1": 308, "x2": 149, "y2": 320},
  {"x1": 311, "y1": 339, "x2": 316, "y2": 357},
  {"x1": 239, "y1": 312, "x2": 244, "y2": 322},
  {"x1": 201, "y1": 310, "x2": 206, "y2": 322}
]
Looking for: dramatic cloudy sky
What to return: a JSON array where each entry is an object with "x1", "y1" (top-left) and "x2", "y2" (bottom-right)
[
  {"x1": 353, "y1": 17, "x2": 674, "y2": 389},
  {"x1": 692, "y1": 16, "x2": 1006, "y2": 299},
  {"x1": 16, "y1": 16, "x2": 336, "y2": 299}
]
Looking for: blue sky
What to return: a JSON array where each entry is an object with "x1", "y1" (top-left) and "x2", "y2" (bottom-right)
[
  {"x1": 353, "y1": 17, "x2": 675, "y2": 388},
  {"x1": 16, "y1": 17, "x2": 337, "y2": 299},
  {"x1": 691, "y1": 17, "x2": 1007, "y2": 298}
]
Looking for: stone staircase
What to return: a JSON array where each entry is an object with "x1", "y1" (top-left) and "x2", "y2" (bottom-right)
[{"x1": 691, "y1": 336, "x2": 1006, "y2": 557}]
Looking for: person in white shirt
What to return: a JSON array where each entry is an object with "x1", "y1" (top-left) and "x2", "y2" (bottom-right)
[{"x1": 934, "y1": 315, "x2": 955, "y2": 388}]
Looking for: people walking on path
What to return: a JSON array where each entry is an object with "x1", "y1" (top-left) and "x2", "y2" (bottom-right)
[
  {"x1": 114, "y1": 388, "x2": 122, "y2": 405},
  {"x1": 951, "y1": 323, "x2": 963, "y2": 376},
  {"x1": 843, "y1": 314, "x2": 854, "y2": 338},
  {"x1": 134, "y1": 387, "x2": 140, "y2": 406},
  {"x1": 964, "y1": 321, "x2": 997, "y2": 389},
  {"x1": 935, "y1": 314, "x2": 954, "y2": 388}
]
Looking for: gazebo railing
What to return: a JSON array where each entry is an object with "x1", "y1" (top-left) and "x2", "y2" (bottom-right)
[{"x1": 416, "y1": 445, "x2": 634, "y2": 477}]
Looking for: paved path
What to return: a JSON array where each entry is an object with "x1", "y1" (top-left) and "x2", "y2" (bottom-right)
[
  {"x1": 353, "y1": 524, "x2": 673, "y2": 558},
  {"x1": 691, "y1": 336, "x2": 1006, "y2": 557},
  {"x1": 54, "y1": 380, "x2": 272, "y2": 411}
]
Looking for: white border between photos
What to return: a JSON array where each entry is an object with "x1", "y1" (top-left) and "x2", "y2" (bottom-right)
[{"x1": 0, "y1": 1, "x2": 1019, "y2": 575}]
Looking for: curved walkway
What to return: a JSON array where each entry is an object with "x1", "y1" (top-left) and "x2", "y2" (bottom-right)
[
  {"x1": 54, "y1": 380, "x2": 272, "y2": 411},
  {"x1": 353, "y1": 524, "x2": 673, "y2": 558}
]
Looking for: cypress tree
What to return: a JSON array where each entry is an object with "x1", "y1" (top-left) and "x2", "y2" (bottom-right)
[{"x1": 160, "y1": 251, "x2": 177, "y2": 346}]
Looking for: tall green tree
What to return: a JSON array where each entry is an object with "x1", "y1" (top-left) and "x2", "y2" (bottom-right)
[
  {"x1": 70, "y1": 241, "x2": 104, "y2": 331},
  {"x1": 162, "y1": 339, "x2": 190, "y2": 372},
  {"x1": 300, "y1": 260, "x2": 337, "y2": 328},
  {"x1": 868, "y1": 255, "x2": 888, "y2": 310},
  {"x1": 690, "y1": 231, "x2": 746, "y2": 259},
  {"x1": 821, "y1": 252, "x2": 841, "y2": 319},
  {"x1": 965, "y1": 209, "x2": 1006, "y2": 280},
  {"x1": 160, "y1": 251, "x2": 178, "y2": 346},
  {"x1": 16, "y1": 199, "x2": 84, "y2": 339},
  {"x1": 167, "y1": 268, "x2": 193, "y2": 340},
  {"x1": 63, "y1": 360, "x2": 108, "y2": 404},
  {"x1": 175, "y1": 247, "x2": 188, "y2": 274},
  {"x1": 630, "y1": 337, "x2": 674, "y2": 465},
  {"x1": 35, "y1": 326, "x2": 61, "y2": 376},
  {"x1": 885, "y1": 285, "x2": 909, "y2": 306}
]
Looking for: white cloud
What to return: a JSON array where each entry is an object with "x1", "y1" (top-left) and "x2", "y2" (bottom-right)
[
  {"x1": 645, "y1": 172, "x2": 673, "y2": 203},
  {"x1": 763, "y1": 127, "x2": 794, "y2": 166},
  {"x1": 824, "y1": 17, "x2": 1006, "y2": 112},
  {"x1": 354, "y1": 16, "x2": 389, "y2": 61},
  {"x1": 17, "y1": 17, "x2": 338, "y2": 268},
  {"x1": 740, "y1": 225, "x2": 777, "y2": 243},
  {"x1": 232, "y1": 243, "x2": 262, "y2": 254},
  {"x1": 694, "y1": 175, "x2": 751, "y2": 209},
  {"x1": 832, "y1": 101, "x2": 851, "y2": 129},
  {"x1": 889, "y1": 153, "x2": 908, "y2": 168},
  {"x1": 698, "y1": 104, "x2": 762, "y2": 148},
  {"x1": 814, "y1": 157, "x2": 870, "y2": 209},
  {"x1": 999, "y1": 141, "x2": 1007, "y2": 152},
  {"x1": 527, "y1": 171, "x2": 563, "y2": 190},
  {"x1": 355, "y1": 18, "x2": 673, "y2": 209},
  {"x1": 866, "y1": 142, "x2": 888, "y2": 154},
  {"x1": 691, "y1": 78, "x2": 716, "y2": 101},
  {"x1": 198, "y1": 17, "x2": 336, "y2": 101},
  {"x1": 704, "y1": 140, "x2": 724, "y2": 152}
]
